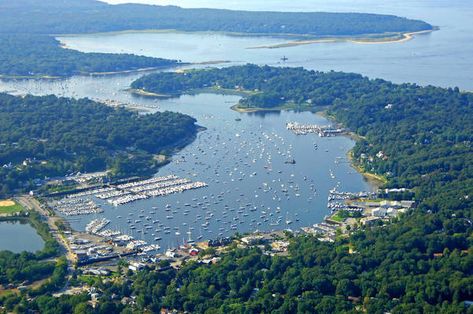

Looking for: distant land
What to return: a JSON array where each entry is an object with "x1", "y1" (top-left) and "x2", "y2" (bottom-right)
[
  {"x1": 0, "y1": 35, "x2": 179, "y2": 78},
  {"x1": 0, "y1": 0, "x2": 433, "y2": 77}
]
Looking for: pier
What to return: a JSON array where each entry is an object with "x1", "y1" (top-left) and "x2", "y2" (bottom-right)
[{"x1": 286, "y1": 122, "x2": 346, "y2": 137}]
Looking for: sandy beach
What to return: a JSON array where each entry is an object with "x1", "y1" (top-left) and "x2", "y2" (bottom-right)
[{"x1": 247, "y1": 29, "x2": 435, "y2": 49}]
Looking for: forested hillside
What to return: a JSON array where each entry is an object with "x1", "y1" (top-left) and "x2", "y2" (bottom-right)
[
  {"x1": 0, "y1": 0, "x2": 432, "y2": 77},
  {"x1": 0, "y1": 0, "x2": 432, "y2": 36},
  {"x1": 0, "y1": 93, "x2": 197, "y2": 196}
]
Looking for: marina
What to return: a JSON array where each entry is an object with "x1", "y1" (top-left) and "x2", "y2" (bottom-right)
[
  {"x1": 50, "y1": 197, "x2": 103, "y2": 216},
  {"x1": 49, "y1": 175, "x2": 207, "y2": 215}
]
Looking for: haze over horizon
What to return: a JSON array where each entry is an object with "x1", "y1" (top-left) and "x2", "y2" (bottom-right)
[
  {"x1": 99, "y1": 0, "x2": 447, "y2": 15},
  {"x1": 99, "y1": 0, "x2": 469, "y2": 22}
]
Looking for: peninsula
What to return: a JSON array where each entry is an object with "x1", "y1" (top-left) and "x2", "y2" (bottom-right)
[{"x1": 0, "y1": 93, "x2": 197, "y2": 197}]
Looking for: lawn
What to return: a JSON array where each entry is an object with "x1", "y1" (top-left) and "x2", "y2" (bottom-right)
[
  {"x1": 330, "y1": 213, "x2": 345, "y2": 222},
  {"x1": 0, "y1": 200, "x2": 24, "y2": 215}
]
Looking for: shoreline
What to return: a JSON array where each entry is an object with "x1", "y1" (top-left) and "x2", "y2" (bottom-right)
[
  {"x1": 129, "y1": 86, "x2": 253, "y2": 99},
  {"x1": 246, "y1": 29, "x2": 435, "y2": 49},
  {"x1": 54, "y1": 28, "x2": 356, "y2": 40},
  {"x1": 0, "y1": 60, "x2": 231, "y2": 81},
  {"x1": 309, "y1": 110, "x2": 386, "y2": 189},
  {"x1": 127, "y1": 88, "x2": 173, "y2": 98},
  {"x1": 350, "y1": 29, "x2": 434, "y2": 45},
  {"x1": 0, "y1": 66, "x2": 171, "y2": 81},
  {"x1": 55, "y1": 27, "x2": 437, "y2": 51},
  {"x1": 55, "y1": 28, "x2": 436, "y2": 43},
  {"x1": 87, "y1": 65, "x2": 179, "y2": 76},
  {"x1": 347, "y1": 151, "x2": 387, "y2": 189},
  {"x1": 230, "y1": 104, "x2": 283, "y2": 113}
]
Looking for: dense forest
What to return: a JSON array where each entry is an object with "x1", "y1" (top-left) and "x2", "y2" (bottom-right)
[
  {"x1": 0, "y1": 93, "x2": 197, "y2": 196},
  {"x1": 0, "y1": 35, "x2": 178, "y2": 77},
  {"x1": 0, "y1": 0, "x2": 432, "y2": 77}
]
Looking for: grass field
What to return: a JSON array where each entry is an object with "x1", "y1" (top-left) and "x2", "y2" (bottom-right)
[
  {"x1": 330, "y1": 212, "x2": 345, "y2": 222},
  {"x1": 0, "y1": 200, "x2": 24, "y2": 214}
]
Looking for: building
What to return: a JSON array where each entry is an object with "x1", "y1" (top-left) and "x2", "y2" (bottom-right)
[
  {"x1": 75, "y1": 250, "x2": 88, "y2": 262},
  {"x1": 271, "y1": 241, "x2": 290, "y2": 252},
  {"x1": 128, "y1": 262, "x2": 146, "y2": 272},
  {"x1": 372, "y1": 207, "x2": 387, "y2": 217},
  {"x1": 241, "y1": 235, "x2": 265, "y2": 246},
  {"x1": 361, "y1": 216, "x2": 382, "y2": 226},
  {"x1": 189, "y1": 248, "x2": 199, "y2": 256},
  {"x1": 386, "y1": 207, "x2": 398, "y2": 217}
]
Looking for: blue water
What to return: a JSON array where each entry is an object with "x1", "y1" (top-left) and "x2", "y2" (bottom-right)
[{"x1": 0, "y1": 220, "x2": 44, "y2": 253}]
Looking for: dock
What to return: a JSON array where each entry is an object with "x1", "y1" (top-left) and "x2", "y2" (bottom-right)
[{"x1": 286, "y1": 122, "x2": 346, "y2": 137}]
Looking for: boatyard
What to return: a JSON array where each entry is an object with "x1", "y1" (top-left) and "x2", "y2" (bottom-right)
[{"x1": 302, "y1": 192, "x2": 415, "y2": 242}]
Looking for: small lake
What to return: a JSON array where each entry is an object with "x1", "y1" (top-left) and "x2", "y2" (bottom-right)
[{"x1": 0, "y1": 220, "x2": 44, "y2": 253}]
